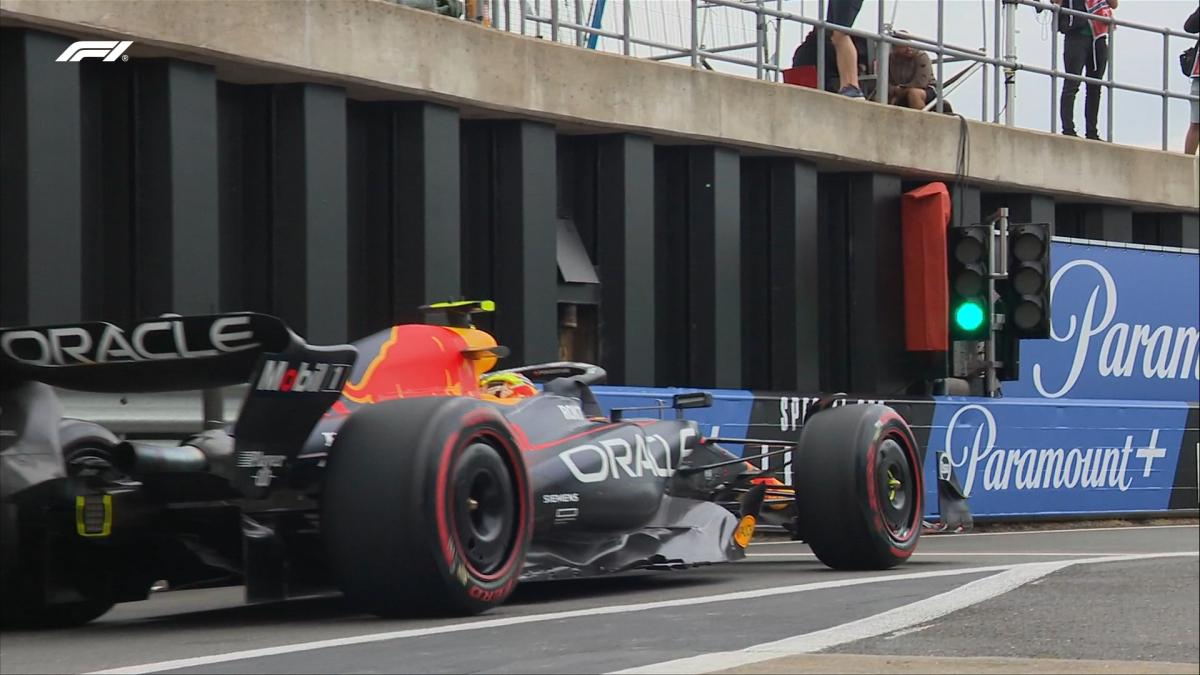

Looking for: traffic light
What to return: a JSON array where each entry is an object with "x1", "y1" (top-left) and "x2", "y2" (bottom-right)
[
  {"x1": 1003, "y1": 223, "x2": 1052, "y2": 338},
  {"x1": 947, "y1": 223, "x2": 992, "y2": 341}
]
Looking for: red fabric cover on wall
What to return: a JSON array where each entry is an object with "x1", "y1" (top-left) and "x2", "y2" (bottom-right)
[
  {"x1": 782, "y1": 66, "x2": 817, "y2": 88},
  {"x1": 901, "y1": 182, "x2": 951, "y2": 352}
]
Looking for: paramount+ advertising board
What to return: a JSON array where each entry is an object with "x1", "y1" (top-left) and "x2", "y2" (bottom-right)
[{"x1": 595, "y1": 241, "x2": 1198, "y2": 519}]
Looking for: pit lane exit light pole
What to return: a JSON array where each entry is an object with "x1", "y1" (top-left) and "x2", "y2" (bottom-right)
[{"x1": 985, "y1": 207, "x2": 1010, "y2": 397}]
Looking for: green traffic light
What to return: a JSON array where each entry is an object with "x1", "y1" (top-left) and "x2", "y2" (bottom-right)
[{"x1": 954, "y1": 301, "x2": 986, "y2": 333}]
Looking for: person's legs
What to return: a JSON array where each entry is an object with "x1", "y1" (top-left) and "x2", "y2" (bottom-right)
[
  {"x1": 1186, "y1": 78, "x2": 1199, "y2": 155},
  {"x1": 1060, "y1": 32, "x2": 1086, "y2": 136},
  {"x1": 827, "y1": 0, "x2": 865, "y2": 96},
  {"x1": 830, "y1": 32, "x2": 860, "y2": 93},
  {"x1": 905, "y1": 87, "x2": 927, "y2": 109},
  {"x1": 1084, "y1": 36, "x2": 1108, "y2": 140}
]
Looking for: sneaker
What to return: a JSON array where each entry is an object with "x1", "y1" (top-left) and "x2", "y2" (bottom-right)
[
  {"x1": 1062, "y1": 129, "x2": 1078, "y2": 137},
  {"x1": 838, "y1": 85, "x2": 865, "y2": 99},
  {"x1": 1085, "y1": 132, "x2": 1102, "y2": 141}
]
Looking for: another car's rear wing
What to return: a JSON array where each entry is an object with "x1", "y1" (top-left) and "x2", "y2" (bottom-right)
[{"x1": 0, "y1": 312, "x2": 351, "y2": 393}]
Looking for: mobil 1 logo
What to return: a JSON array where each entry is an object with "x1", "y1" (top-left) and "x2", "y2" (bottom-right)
[{"x1": 254, "y1": 356, "x2": 350, "y2": 394}]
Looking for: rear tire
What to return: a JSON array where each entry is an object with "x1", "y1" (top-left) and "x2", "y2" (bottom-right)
[
  {"x1": 794, "y1": 404, "x2": 923, "y2": 570},
  {"x1": 1, "y1": 421, "x2": 120, "y2": 628},
  {"x1": 323, "y1": 398, "x2": 531, "y2": 617}
]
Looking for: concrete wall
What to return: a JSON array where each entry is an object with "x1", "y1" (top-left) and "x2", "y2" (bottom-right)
[{"x1": 2, "y1": 0, "x2": 1196, "y2": 212}]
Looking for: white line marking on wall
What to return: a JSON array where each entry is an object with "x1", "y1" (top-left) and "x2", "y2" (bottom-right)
[
  {"x1": 89, "y1": 563, "x2": 1021, "y2": 674},
  {"x1": 611, "y1": 552, "x2": 1199, "y2": 675}
]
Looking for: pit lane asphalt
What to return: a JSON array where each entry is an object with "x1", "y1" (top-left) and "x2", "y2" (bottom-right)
[{"x1": 0, "y1": 524, "x2": 1195, "y2": 674}]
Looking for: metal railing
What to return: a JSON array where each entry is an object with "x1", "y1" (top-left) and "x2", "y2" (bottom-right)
[{"x1": 481, "y1": 0, "x2": 1199, "y2": 152}]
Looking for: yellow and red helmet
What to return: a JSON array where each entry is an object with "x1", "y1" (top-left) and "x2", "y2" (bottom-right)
[{"x1": 481, "y1": 372, "x2": 537, "y2": 399}]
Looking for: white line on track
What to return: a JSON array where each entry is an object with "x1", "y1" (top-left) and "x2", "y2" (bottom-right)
[
  {"x1": 747, "y1": 551, "x2": 1196, "y2": 558},
  {"x1": 90, "y1": 563, "x2": 1026, "y2": 674},
  {"x1": 611, "y1": 551, "x2": 1200, "y2": 675},
  {"x1": 749, "y1": 523, "x2": 1198, "y2": 546}
]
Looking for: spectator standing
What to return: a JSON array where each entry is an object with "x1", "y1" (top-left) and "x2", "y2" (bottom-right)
[
  {"x1": 828, "y1": 0, "x2": 866, "y2": 98},
  {"x1": 1185, "y1": 7, "x2": 1199, "y2": 155},
  {"x1": 1055, "y1": 0, "x2": 1117, "y2": 140}
]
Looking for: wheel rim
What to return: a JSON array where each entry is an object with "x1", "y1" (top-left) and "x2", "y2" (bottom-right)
[
  {"x1": 450, "y1": 441, "x2": 516, "y2": 576},
  {"x1": 875, "y1": 437, "x2": 916, "y2": 541}
]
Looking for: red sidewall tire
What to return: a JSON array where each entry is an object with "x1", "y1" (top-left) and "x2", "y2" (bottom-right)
[
  {"x1": 426, "y1": 405, "x2": 531, "y2": 609},
  {"x1": 323, "y1": 398, "x2": 531, "y2": 617},
  {"x1": 855, "y1": 409, "x2": 923, "y2": 564},
  {"x1": 795, "y1": 404, "x2": 924, "y2": 570}
]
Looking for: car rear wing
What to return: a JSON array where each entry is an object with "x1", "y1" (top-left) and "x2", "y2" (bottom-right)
[
  {"x1": 0, "y1": 312, "x2": 350, "y2": 393},
  {"x1": 2, "y1": 312, "x2": 358, "y2": 468}
]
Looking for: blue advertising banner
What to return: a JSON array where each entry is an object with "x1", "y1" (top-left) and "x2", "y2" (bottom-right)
[
  {"x1": 592, "y1": 386, "x2": 1197, "y2": 519},
  {"x1": 925, "y1": 396, "x2": 1193, "y2": 517},
  {"x1": 1004, "y1": 242, "x2": 1199, "y2": 402}
]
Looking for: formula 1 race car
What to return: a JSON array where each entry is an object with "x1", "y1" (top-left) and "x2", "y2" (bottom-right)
[{"x1": 0, "y1": 303, "x2": 971, "y2": 627}]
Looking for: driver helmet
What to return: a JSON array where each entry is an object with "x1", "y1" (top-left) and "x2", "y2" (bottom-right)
[{"x1": 481, "y1": 371, "x2": 537, "y2": 399}]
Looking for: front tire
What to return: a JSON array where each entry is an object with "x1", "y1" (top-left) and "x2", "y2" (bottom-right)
[
  {"x1": 794, "y1": 404, "x2": 923, "y2": 570},
  {"x1": 322, "y1": 398, "x2": 531, "y2": 617}
]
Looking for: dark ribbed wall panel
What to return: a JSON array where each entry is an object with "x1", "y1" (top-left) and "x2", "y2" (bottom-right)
[
  {"x1": 393, "y1": 102, "x2": 461, "y2": 323},
  {"x1": 217, "y1": 83, "x2": 272, "y2": 317},
  {"x1": 821, "y1": 173, "x2": 913, "y2": 394},
  {"x1": 741, "y1": 158, "x2": 819, "y2": 391},
  {"x1": 655, "y1": 146, "x2": 741, "y2": 388},
  {"x1": 1081, "y1": 205, "x2": 1133, "y2": 243},
  {"x1": 846, "y1": 173, "x2": 907, "y2": 394},
  {"x1": 460, "y1": 121, "x2": 557, "y2": 363},
  {"x1": 0, "y1": 29, "x2": 83, "y2": 326},
  {"x1": 817, "y1": 174, "x2": 851, "y2": 391},
  {"x1": 693, "y1": 147, "x2": 742, "y2": 388},
  {"x1": 654, "y1": 147, "x2": 690, "y2": 386},
  {"x1": 133, "y1": 59, "x2": 220, "y2": 316},
  {"x1": 271, "y1": 84, "x2": 349, "y2": 344},
  {"x1": 347, "y1": 101, "x2": 461, "y2": 337},
  {"x1": 81, "y1": 60, "x2": 134, "y2": 324},
  {"x1": 347, "y1": 101, "x2": 394, "y2": 338},
  {"x1": 1158, "y1": 213, "x2": 1200, "y2": 249},
  {"x1": 460, "y1": 120, "x2": 495, "y2": 331},
  {"x1": 595, "y1": 134, "x2": 655, "y2": 386},
  {"x1": 493, "y1": 121, "x2": 558, "y2": 364}
]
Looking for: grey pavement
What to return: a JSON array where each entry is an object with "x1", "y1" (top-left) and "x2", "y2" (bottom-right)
[{"x1": 0, "y1": 524, "x2": 1195, "y2": 674}]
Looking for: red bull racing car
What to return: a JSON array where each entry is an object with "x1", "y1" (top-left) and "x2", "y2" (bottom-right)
[{"x1": 0, "y1": 302, "x2": 970, "y2": 626}]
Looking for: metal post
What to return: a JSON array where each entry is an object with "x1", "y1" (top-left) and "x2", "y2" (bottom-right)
[
  {"x1": 1106, "y1": 25, "x2": 1114, "y2": 142},
  {"x1": 755, "y1": 0, "x2": 765, "y2": 79},
  {"x1": 985, "y1": 207, "x2": 1009, "y2": 398},
  {"x1": 1003, "y1": 0, "x2": 1016, "y2": 126},
  {"x1": 622, "y1": 0, "x2": 631, "y2": 55},
  {"x1": 774, "y1": 0, "x2": 783, "y2": 82},
  {"x1": 876, "y1": 0, "x2": 889, "y2": 103},
  {"x1": 1162, "y1": 31, "x2": 1170, "y2": 151},
  {"x1": 981, "y1": 50, "x2": 989, "y2": 121},
  {"x1": 816, "y1": 0, "x2": 826, "y2": 92},
  {"x1": 993, "y1": 0, "x2": 1001, "y2": 122},
  {"x1": 936, "y1": 0, "x2": 945, "y2": 113},
  {"x1": 575, "y1": 0, "x2": 583, "y2": 46},
  {"x1": 1050, "y1": 3, "x2": 1058, "y2": 134},
  {"x1": 550, "y1": 0, "x2": 559, "y2": 42},
  {"x1": 877, "y1": 34, "x2": 891, "y2": 103},
  {"x1": 505, "y1": 0, "x2": 511, "y2": 32},
  {"x1": 492, "y1": 0, "x2": 500, "y2": 28},
  {"x1": 690, "y1": 0, "x2": 699, "y2": 68}
]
